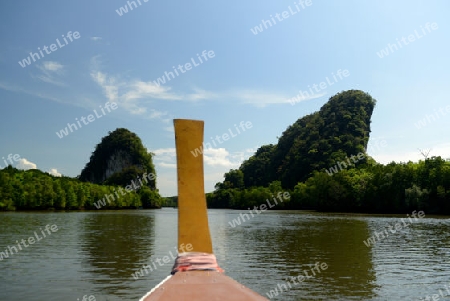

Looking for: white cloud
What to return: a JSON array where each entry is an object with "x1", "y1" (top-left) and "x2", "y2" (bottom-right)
[
  {"x1": 16, "y1": 158, "x2": 37, "y2": 170},
  {"x1": 152, "y1": 146, "x2": 257, "y2": 196},
  {"x1": 90, "y1": 37, "x2": 102, "y2": 41},
  {"x1": 42, "y1": 61, "x2": 63, "y2": 72},
  {"x1": 186, "y1": 88, "x2": 218, "y2": 101},
  {"x1": 228, "y1": 89, "x2": 326, "y2": 107},
  {"x1": 48, "y1": 168, "x2": 62, "y2": 177},
  {"x1": 34, "y1": 61, "x2": 65, "y2": 86},
  {"x1": 152, "y1": 148, "x2": 176, "y2": 167},
  {"x1": 159, "y1": 162, "x2": 177, "y2": 168},
  {"x1": 149, "y1": 109, "x2": 168, "y2": 120},
  {"x1": 203, "y1": 148, "x2": 239, "y2": 167},
  {"x1": 151, "y1": 146, "x2": 256, "y2": 169},
  {"x1": 90, "y1": 65, "x2": 181, "y2": 117},
  {"x1": 152, "y1": 148, "x2": 176, "y2": 157},
  {"x1": 87, "y1": 57, "x2": 219, "y2": 121}
]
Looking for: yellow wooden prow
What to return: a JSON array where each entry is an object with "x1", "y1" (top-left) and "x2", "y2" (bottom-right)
[
  {"x1": 174, "y1": 119, "x2": 213, "y2": 254},
  {"x1": 140, "y1": 119, "x2": 270, "y2": 300}
]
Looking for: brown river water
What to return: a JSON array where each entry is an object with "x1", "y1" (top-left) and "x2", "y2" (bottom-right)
[{"x1": 0, "y1": 209, "x2": 449, "y2": 300}]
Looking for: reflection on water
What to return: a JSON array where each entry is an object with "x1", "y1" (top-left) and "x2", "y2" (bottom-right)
[
  {"x1": 81, "y1": 212, "x2": 155, "y2": 297},
  {"x1": 0, "y1": 209, "x2": 449, "y2": 301},
  {"x1": 216, "y1": 212, "x2": 376, "y2": 300}
]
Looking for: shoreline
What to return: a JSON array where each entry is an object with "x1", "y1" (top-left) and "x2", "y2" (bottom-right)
[{"x1": 2, "y1": 207, "x2": 450, "y2": 217}]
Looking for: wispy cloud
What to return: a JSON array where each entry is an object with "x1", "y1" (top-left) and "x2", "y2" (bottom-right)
[
  {"x1": 229, "y1": 89, "x2": 325, "y2": 107},
  {"x1": 152, "y1": 148, "x2": 176, "y2": 168},
  {"x1": 159, "y1": 162, "x2": 177, "y2": 168},
  {"x1": 42, "y1": 61, "x2": 63, "y2": 72},
  {"x1": 34, "y1": 61, "x2": 66, "y2": 86},
  {"x1": 0, "y1": 81, "x2": 68, "y2": 104},
  {"x1": 90, "y1": 58, "x2": 218, "y2": 122},
  {"x1": 90, "y1": 71, "x2": 176, "y2": 117},
  {"x1": 90, "y1": 37, "x2": 102, "y2": 41},
  {"x1": 90, "y1": 56, "x2": 181, "y2": 118},
  {"x1": 152, "y1": 148, "x2": 175, "y2": 159},
  {"x1": 186, "y1": 88, "x2": 218, "y2": 101}
]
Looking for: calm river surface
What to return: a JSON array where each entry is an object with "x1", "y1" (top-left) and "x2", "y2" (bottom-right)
[{"x1": 0, "y1": 209, "x2": 449, "y2": 301}]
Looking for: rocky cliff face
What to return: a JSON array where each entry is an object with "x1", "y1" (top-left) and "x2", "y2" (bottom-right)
[
  {"x1": 79, "y1": 128, "x2": 156, "y2": 188},
  {"x1": 238, "y1": 90, "x2": 376, "y2": 189},
  {"x1": 103, "y1": 150, "x2": 144, "y2": 182}
]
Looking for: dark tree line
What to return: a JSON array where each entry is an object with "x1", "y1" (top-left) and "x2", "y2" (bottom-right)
[
  {"x1": 0, "y1": 166, "x2": 163, "y2": 211},
  {"x1": 208, "y1": 157, "x2": 450, "y2": 214},
  {"x1": 208, "y1": 90, "x2": 450, "y2": 214}
]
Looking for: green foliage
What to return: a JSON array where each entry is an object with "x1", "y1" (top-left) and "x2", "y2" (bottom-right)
[
  {"x1": 208, "y1": 90, "x2": 450, "y2": 214},
  {"x1": 0, "y1": 167, "x2": 165, "y2": 211},
  {"x1": 163, "y1": 196, "x2": 178, "y2": 207},
  {"x1": 240, "y1": 145, "x2": 276, "y2": 187},
  {"x1": 219, "y1": 169, "x2": 245, "y2": 189},
  {"x1": 139, "y1": 186, "x2": 163, "y2": 209},
  {"x1": 209, "y1": 157, "x2": 450, "y2": 214},
  {"x1": 276, "y1": 90, "x2": 375, "y2": 188},
  {"x1": 207, "y1": 181, "x2": 290, "y2": 210},
  {"x1": 230, "y1": 90, "x2": 376, "y2": 190},
  {"x1": 79, "y1": 128, "x2": 157, "y2": 189}
]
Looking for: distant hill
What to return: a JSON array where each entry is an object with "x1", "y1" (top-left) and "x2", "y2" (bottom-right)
[
  {"x1": 238, "y1": 90, "x2": 376, "y2": 189},
  {"x1": 0, "y1": 128, "x2": 163, "y2": 211},
  {"x1": 79, "y1": 128, "x2": 157, "y2": 189}
]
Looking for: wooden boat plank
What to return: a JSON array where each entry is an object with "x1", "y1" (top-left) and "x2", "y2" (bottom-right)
[{"x1": 141, "y1": 271, "x2": 269, "y2": 301}]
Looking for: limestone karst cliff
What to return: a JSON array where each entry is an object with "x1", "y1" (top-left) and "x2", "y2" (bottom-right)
[{"x1": 79, "y1": 128, "x2": 157, "y2": 190}]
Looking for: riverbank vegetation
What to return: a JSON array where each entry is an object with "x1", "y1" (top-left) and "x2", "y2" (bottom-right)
[
  {"x1": 0, "y1": 166, "x2": 163, "y2": 211},
  {"x1": 207, "y1": 90, "x2": 450, "y2": 214},
  {"x1": 0, "y1": 128, "x2": 164, "y2": 211},
  {"x1": 207, "y1": 156, "x2": 450, "y2": 214}
]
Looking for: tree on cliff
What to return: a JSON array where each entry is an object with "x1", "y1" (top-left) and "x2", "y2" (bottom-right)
[
  {"x1": 237, "y1": 90, "x2": 376, "y2": 189},
  {"x1": 79, "y1": 128, "x2": 157, "y2": 190}
]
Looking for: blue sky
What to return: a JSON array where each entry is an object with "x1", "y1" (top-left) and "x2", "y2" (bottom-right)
[{"x1": 0, "y1": 0, "x2": 449, "y2": 196}]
